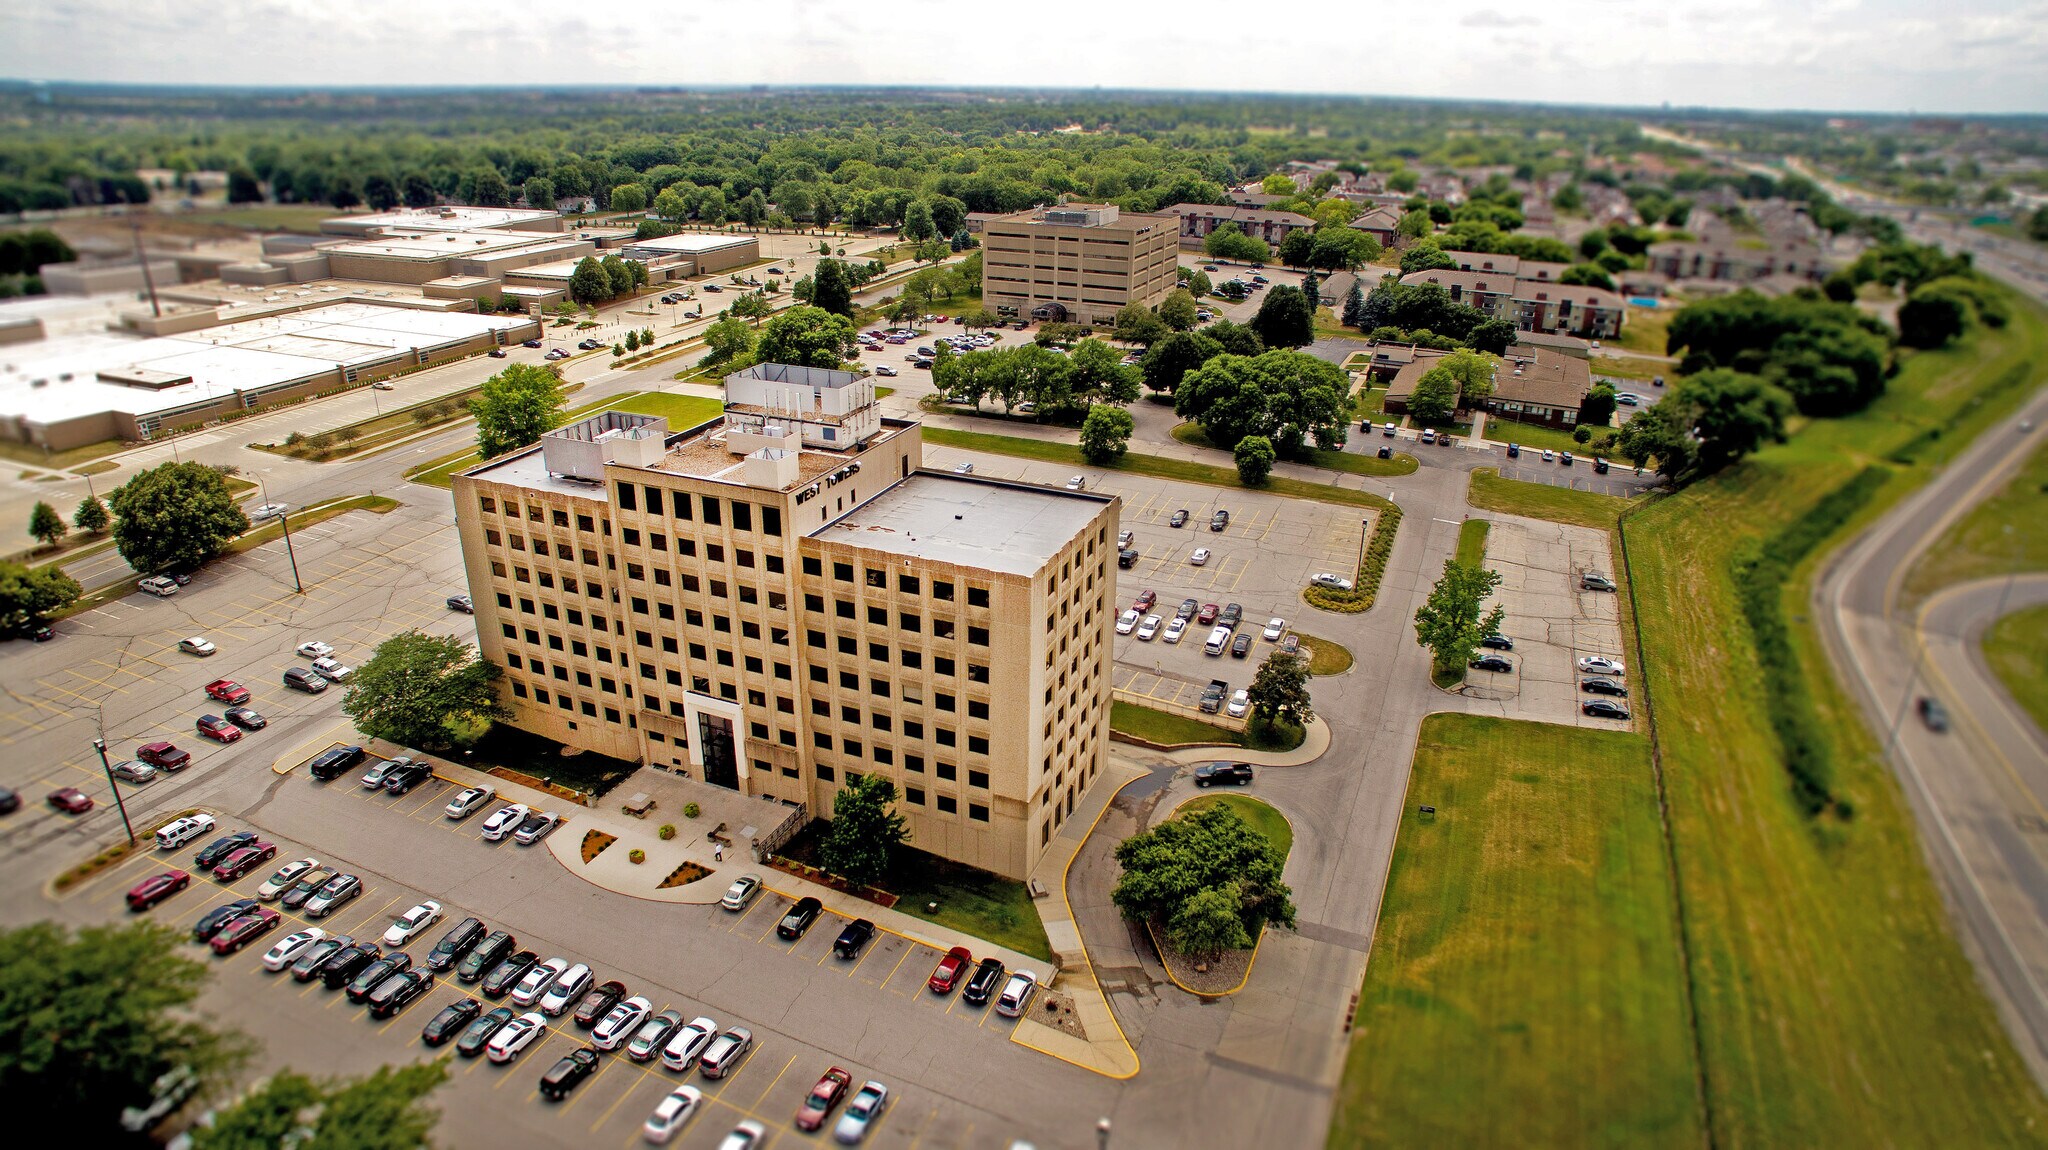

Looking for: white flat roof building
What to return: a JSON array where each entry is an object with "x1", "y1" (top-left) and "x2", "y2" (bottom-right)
[{"x1": 321, "y1": 206, "x2": 563, "y2": 236}]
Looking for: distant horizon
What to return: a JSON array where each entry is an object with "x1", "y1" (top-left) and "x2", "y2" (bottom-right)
[
  {"x1": 1, "y1": 78, "x2": 2041, "y2": 123},
  {"x1": 9, "y1": 0, "x2": 2045, "y2": 117}
]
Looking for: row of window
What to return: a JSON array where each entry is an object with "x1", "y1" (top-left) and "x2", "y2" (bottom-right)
[
  {"x1": 804, "y1": 595, "x2": 989, "y2": 644},
  {"x1": 818, "y1": 765, "x2": 991, "y2": 822},
  {"x1": 615, "y1": 482, "x2": 783, "y2": 538},
  {"x1": 803, "y1": 558, "x2": 991, "y2": 607},
  {"x1": 476, "y1": 496, "x2": 605, "y2": 534}
]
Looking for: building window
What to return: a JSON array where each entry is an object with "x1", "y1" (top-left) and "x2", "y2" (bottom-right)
[
  {"x1": 969, "y1": 803, "x2": 989, "y2": 822},
  {"x1": 968, "y1": 735, "x2": 989, "y2": 755},
  {"x1": 731, "y1": 502, "x2": 752, "y2": 532},
  {"x1": 905, "y1": 787, "x2": 926, "y2": 805},
  {"x1": 968, "y1": 586, "x2": 990, "y2": 607},
  {"x1": 816, "y1": 764, "x2": 836, "y2": 782},
  {"x1": 479, "y1": 496, "x2": 496, "y2": 513},
  {"x1": 969, "y1": 769, "x2": 989, "y2": 789},
  {"x1": 833, "y1": 562, "x2": 853, "y2": 582},
  {"x1": 933, "y1": 580, "x2": 955, "y2": 601},
  {"x1": 937, "y1": 761, "x2": 957, "y2": 780},
  {"x1": 762, "y1": 506, "x2": 782, "y2": 536},
  {"x1": 969, "y1": 700, "x2": 989, "y2": 719},
  {"x1": 808, "y1": 630, "x2": 826, "y2": 648},
  {"x1": 866, "y1": 568, "x2": 886, "y2": 589},
  {"x1": 867, "y1": 605, "x2": 886, "y2": 626},
  {"x1": 671, "y1": 490, "x2": 692, "y2": 519},
  {"x1": 899, "y1": 574, "x2": 920, "y2": 595},
  {"x1": 701, "y1": 496, "x2": 722, "y2": 526},
  {"x1": 622, "y1": 529, "x2": 639, "y2": 546},
  {"x1": 804, "y1": 556, "x2": 822, "y2": 576},
  {"x1": 905, "y1": 754, "x2": 925, "y2": 773},
  {"x1": 937, "y1": 796, "x2": 957, "y2": 814},
  {"x1": 968, "y1": 626, "x2": 989, "y2": 646},
  {"x1": 936, "y1": 728, "x2": 956, "y2": 747}
]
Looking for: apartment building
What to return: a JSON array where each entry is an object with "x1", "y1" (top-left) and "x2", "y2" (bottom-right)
[
  {"x1": 1399, "y1": 266, "x2": 1627, "y2": 341},
  {"x1": 451, "y1": 381, "x2": 1119, "y2": 879},
  {"x1": 1161, "y1": 203, "x2": 1317, "y2": 249},
  {"x1": 981, "y1": 204, "x2": 1178, "y2": 327}
]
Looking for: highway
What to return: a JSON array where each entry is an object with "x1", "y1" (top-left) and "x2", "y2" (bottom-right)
[{"x1": 1816, "y1": 389, "x2": 2048, "y2": 1083}]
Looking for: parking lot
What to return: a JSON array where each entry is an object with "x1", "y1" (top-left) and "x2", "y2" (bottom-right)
[
  {"x1": 1463, "y1": 515, "x2": 1634, "y2": 730},
  {"x1": 46, "y1": 743, "x2": 1105, "y2": 1149}
]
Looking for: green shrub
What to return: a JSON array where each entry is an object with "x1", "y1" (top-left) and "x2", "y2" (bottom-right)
[
  {"x1": 657, "y1": 823, "x2": 676, "y2": 840},
  {"x1": 628, "y1": 848, "x2": 646, "y2": 864},
  {"x1": 683, "y1": 802, "x2": 700, "y2": 819}
]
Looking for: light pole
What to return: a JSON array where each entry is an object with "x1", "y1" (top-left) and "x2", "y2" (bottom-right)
[
  {"x1": 1096, "y1": 1117, "x2": 1111, "y2": 1150},
  {"x1": 259, "y1": 476, "x2": 304, "y2": 593},
  {"x1": 92, "y1": 738, "x2": 136, "y2": 846},
  {"x1": 1358, "y1": 518, "x2": 1370, "y2": 578}
]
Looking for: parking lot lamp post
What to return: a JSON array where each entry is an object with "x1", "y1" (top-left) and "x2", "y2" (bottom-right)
[
  {"x1": 1096, "y1": 1118, "x2": 1111, "y2": 1149},
  {"x1": 92, "y1": 738, "x2": 136, "y2": 846},
  {"x1": 278, "y1": 509, "x2": 304, "y2": 594},
  {"x1": 1358, "y1": 518, "x2": 1370, "y2": 577}
]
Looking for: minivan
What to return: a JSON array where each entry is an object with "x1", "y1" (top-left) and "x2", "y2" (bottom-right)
[
  {"x1": 1204, "y1": 626, "x2": 1233, "y2": 655},
  {"x1": 283, "y1": 667, "x2": 328, "y2": 694}
]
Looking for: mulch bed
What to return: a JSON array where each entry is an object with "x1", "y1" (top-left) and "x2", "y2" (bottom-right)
[
  {"x1": 488, "y1": 767, "x2": 592, "y2": 807},
  {"x1": 763, "y1": 856, "x2": 899, "y2": 908},
  {"x1": 1036, "y1": 989, "x2": 1087, "y2": 1039},
  {"x1": 580, "y1": 830, "x2": 616, "y2": 864},
  {"x1": 658, "y1": 861, "x2": 712, "y2": 890},
  {"x1": 1149, "y1": 920, "x2": 1257, "y2": 997}
]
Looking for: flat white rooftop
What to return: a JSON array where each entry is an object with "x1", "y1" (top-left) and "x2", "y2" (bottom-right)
[
  {"x1": 815, "y1": 473, "x2": 1107, "y2": 577},
  {"x1": 324, "y1": 207, "x2": 559, "y2": 234},
  {"x1": 624, "y1": 234, "x2": 759, "y2": 255},
  {"x1": 0, "y1": 302, "x2": 528, "y2": 424},
  {"x1": 325, "y1": 230, "x2": 557, "y2": 261}
]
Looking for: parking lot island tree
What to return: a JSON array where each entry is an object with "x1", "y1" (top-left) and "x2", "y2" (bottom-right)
[
  {"x1": 340, "y1": 629, "x2": 505, "y2": 752},
  {"x1": 0, "y1": 920, "x2": 251, "y2": 1139},
  {"x1": 1112, "y1": 803, "x2": 1295, "y2": 960},
  {"x1": 469, "y1": 362, "x2": 567, "y2": 461},
  {"x1": 1249, "y1": 284, "x2": 1316, "y2": 349},
  {"x1": 1246, "y1": 648, "x2": 1314, "y2": 729},
  {"x1": 1233, "y1": 434, "x2": 1276, "y2": 486},
  {"x1": 818, "y1": 773, "x2": 910, "y2": 889},
  {"x1": 1413, "y1": 558, "x2": 1507, "y2": 682},
  {"x1": 108, "y1": 460, "x2": 250, "y2": 576}
]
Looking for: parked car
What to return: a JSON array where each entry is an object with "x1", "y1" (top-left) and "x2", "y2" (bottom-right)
[
  {"x1": 513, "y1": 811, "x2": 562, "y2": 845},
  {"x1": 283, "y1": 667, "x2": 329, "y2": 694},
  {"x1": 481, "y1": 950, "x2": 541, "y2": 999},
  {"x1": 996, "y1": 970, "x2": 1039, "y2": 1017},
  {"x1": 1580, "y1": 572, "x2": 1617, "y2": 592},
  {"x1": 318, "y1": 943, "x2": 383, "y2": 990},
  {"x1": 832, "y1": 919, "x2": 875, "y2": 959},
  {"x1": 195, "y1": 715, "x2": 241, "y2": 744},
  {"x1": 643, "y1": 1085, "x2": 705, "y2": 1144},
  {"x1": 360, "y1": 756, "x2": 403, "y2": 788},
  {"x1": 249, "y1": 503, "x2": 289, "y2": 522},
  {"x1": 445, "y1": 785, "x2": 496, "y2": 820},
  {"x1": 1480, "y1": 633, "x2": 1514, "y2": 651},
  {"x1": 455, "y1": 1006, "x2": 516, "y2": 1058},
  {"x1": 1226, "y1": 689, "x2": 1250, "y2": 718},
  {"x1": 155, "y1": 813, "x2": 217, "y2": 850},
  {"x1": 1310, "y1": 572, "x2": 1354, "y2": 591},
  {"x1": 480, "y1": 804, "x2": 531, "y2": 841},
  {"x1": 138, "y1": 741, "x2": 192, "y2": 770},
  {"x1": 834, "y1": 1082, "x2": 890, "y2": 1144},
  {"x1": 193, "y1": 832, "x2": 258, "y2": 871},
  {"x1": 1582, "y1": 699, "x2": 1632, "y2": 720},
  {"x1": 1190, "y1": 547, "x2": 1212, "y2": 566},
  {"x1": 138, "y1": 576, "x2": 179, "y2": 597},
  {"x1": 778, "y1": 896, "x2": 823, "y2": 940},
  {"x1": 307, "y1": 745, "x2": 364, "y2": 779},
  {"x1": 1262, "y1": 617, "x2": 1287, "y2": 641},
  {"x1": 1133, "y1": 589, "x2": 1157, "y2": 612},
  {"x1": 289, "y1": 935, "x2": 352, "y2": 982},
  {"x1": 110, "y1": 760, "x2": 157, "y2": 784},
  {"x1": 367, "y1": 970, "x2": 436, "y2": 1020},
  {"x1": 446, "y1": 594, "x2": 474, "y2": 613},
  {"x1": 420, "y1": 998, "x2": 482, "y2": 1047},
  {"x1": 1209, "y1": 509, "x2": 1230, "y2": 531},
  {"x1": 927, "y1": 946, "x2": 973, "y2": 994},
  {"x1": 591, "y1": 995, "x2": 652, "y2": 1050},
  {"x1": 1117, "y1": 547, "x2": 1138, "y2": 569},
  {"x1": 698, "y1": 1027, "x2": 754, "y2": 1079},
  {"x1": 178, "y1": 636, "x2": 215, "y2": 656},
  {"x1": 296, "y1": 641, "x2": 334, "y2": 659},
  {"x1": 211, "y1": 908, "x2": 283, "y2": 956},
  {"x1": 279, "y1": 865, "x2": 338, "y2": 910},
  {"x1": 456, "y1": 930, "x2": 516, "y2": 983},
  {"x1": 1162, "y1": 617, "x2": 1188, "y2": 644},
  {"x1": 1469, "y1": 654, "x2": 1514, "y2": 673},
  {"x1": 1170, "y1": 509, "x2": 1189, "y2": 528},
  {"x1": 1581, "y1": 677, "x2": 1629, "y2": 697},
  {"x1": 1194, "y1": 761, "x2": 1255, "y2": 787},
  {"x1": 383, "y1": 761, "x2": 434, "y2": 795},
  {"x1": 203, "y1": 678, "x2": 248, "y2": 703},
  {"x1": 720, "y1": 873, "x2": 762, "y2": 911},
  {"x1": 1135, "y1": 614, "x2": 1162, "y2": 641},
  {"x1": 485, "y1": 1012, "x2": 550, "y2": 1064},
  {"x1": 127, "y1": 870, "x2": 191, "y2": 912},
  {"x1": 383, "y1": 901, "x2": 444, "y2": 947},
  {"x1": 424, "y1": 917, "x2": 486, "y2": 972},
  {"x1": 303, "y1": 873, "x2": 363, "y2": 917},
  {"x1": 225, "y1": 707, "x2": 267, "y2": 730},
  {"x1": 211, "y1": 841, "x2": 278, "y2": 882},
  {"x1": 511, "y1": 957, "x2": 569, "y2": 1008},
  {"x1": 346, "y1": 953, "x2": 413, "y2": 1003},
  {"x1": 574, "y1": 979, "x2": 629, "y2": 1029},
  {"x1": 310, "y1": 656, "x2": 352, "y2": 682},
  {"x1": 661, "y1": 1016, "x2": 720, "y2": 1072},
  {"x1": 1231, "y1": 632, "x2": 1254, "y2": 658},
  {"x1": 538, "y1": 1047, "x2": 601, "y2": 1100},
  {"x1": 1577, "y1": 655, "x2": 1626, "y2": 676},
  {"x1": 1116, "y1": 609, "x2": 1140, "y2": 635},
  {"x1": 627, "y1": 1009, "x2": 687, "y2": 1063},
  {"x1": 962, "y1": 957, "x2": 1007, "y2": 1006}
]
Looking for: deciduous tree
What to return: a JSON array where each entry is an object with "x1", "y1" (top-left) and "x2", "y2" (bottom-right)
[
  {"x1": 1157, "y1": 289, "x2": 1199, "y2": 332},
  {"x1": 469, "y1": 362, "x2": 566, "y2": 460},
  {"x1": 1247, "y1": 648, "x2": 1313, "y2": 726},
  {"x1": 756, "y1": 306, "x2": 858, "y2": 368},
  {"x1": 811, "y1": 259, "x2": 854, "y2": 316},
  {"x1": 1202, "y1": 223, "x2": 1270, "y2": 263},
  {"x1": 1233, "y1": 435, "x2": 1275, "y2": 486},
  {"x1": 1079, "y1": 404, "x2": 1135, "y2": 465},
  {"x1": 1413, "y1": 559, "x2": 1506, "y2": 680},
  {"x1": 27, "y1": 501, "x2": 64, "y2": 548},
  {"x1": 341, "y1": 630, "x2": 504, "y2": 751},
  {"x1": 108, "y1": 462, "x2": 249, "y2": 575},
  {"x1": 819, "y1": 774, "x2": 909, "y2": 888},
  {"x1": 1249, "y1": 285, "x2": 1314, "y2": 349},
  {"x1": 1113, "y1": 302, "x2": 1170, "y2": 346},
  {"x1": 1112, "y1": 804, "x2": 1294, "y2": 958},
  {"x1": 72, "y1": 495, "x2": 109, "y2": 535},
  {"x1": 703, "y1": 316, "x2": 755, "y2": 365},
  {"x1": 0, "y1": 560, "x2": 80, "y2": 632}
]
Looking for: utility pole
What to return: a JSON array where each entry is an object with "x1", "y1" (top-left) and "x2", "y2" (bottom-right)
[{"x1": 92, "y1": 737, "x2": 136, "y2": 846}]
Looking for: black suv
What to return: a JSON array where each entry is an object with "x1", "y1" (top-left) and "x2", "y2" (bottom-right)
[
  {"x1": 539, "y1": 1048, "x2": 600, "y2": 1101},
  {"x1": 425, "y1": 917, "x2": 486, "y2": 972},
  {"x1": 1193, "y1": 762, "x2": 1255, "y2": 788},
  {"x1": 1117, "y1": 548, "x2": 1138, "y2": 569},
  {"x1": 833, "y1": 919, "x2": 875, "y2": 959},
  {"x1": 421, "y1": 999, "x2": 482, "y2": 1047},
  {"x1": 777, "y1": 896, "x2": 823, "y2": 940},
  {"x1": 1469, "y1": 654, "x2": 1514, "y2": 673},
  {"x1": 1209, "y1": 509, "x2": 1230, "y2": 531},
  {"x1": 319, "y1": 943, "x2": 383, "y2": 990},
  {"x1": 383, "y1": 761, "x2": 434, "y2": 795},
  {"x1": 194, "y1": 832, "x2": 258, "y2": 871},
  {"x1": 481, "y1": 950, "x2": 540, "y2": 998},
  {"x1": 308, "y1": 745, "x2": 367, "y2": 780},
  {"x1": 457, "y1": 931, "x2": 516, "y2": 983},
  {"x1": 367, "y1": 970, "x2": 434, "y2": 1019},
  {"x1": 962, "y1": 957, "x2": 1006, "y2": 1005}
]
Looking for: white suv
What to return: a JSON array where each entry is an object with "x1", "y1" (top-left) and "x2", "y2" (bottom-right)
[{"x1": 155, "y1": 813, "x2": 217, "y2": 850}]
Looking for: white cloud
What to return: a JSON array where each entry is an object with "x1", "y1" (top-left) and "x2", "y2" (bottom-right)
[{"x1": 3, "y1": 0, "x2": 2044, "y2": 113}]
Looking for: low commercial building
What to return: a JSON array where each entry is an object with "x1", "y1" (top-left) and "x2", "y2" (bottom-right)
[
  {"x1": 618, "y1": 233, "x2": 760, "y2": 275},
  {"x1": 1380, "y1": 345, "x2": 1593, "y2": 430},
  {"x1": 1161, "y1": 203, "x2": 1316, "y2": 249},
  {"x1": 0, "y1": 302, "x2": 536, "y2": 449},
  {"x1": 321, "y1": 230, "x2": 592, "y2": 286},
  {"x1": 981, "y1": 203, "x2": 1178, "y2": 327},
  {"x1": 450, "y1": 389, "x2": 1119, "y2": 879},
  {"x1": 320, "y1": 206, "x2": 564, "y2": 237}
]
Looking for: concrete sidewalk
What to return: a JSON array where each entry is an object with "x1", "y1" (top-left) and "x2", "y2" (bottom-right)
[{"x1": 1151, "y1": 714, "x2": 1332, "y2": 767}]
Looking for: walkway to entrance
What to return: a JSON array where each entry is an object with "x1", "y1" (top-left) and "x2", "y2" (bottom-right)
[{"x1": 613, "y1": 768, "x2": 806, "y2": 860}]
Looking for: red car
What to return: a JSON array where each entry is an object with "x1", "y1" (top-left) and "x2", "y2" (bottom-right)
[
  {"x1": 210, "y1": 907, "x2": 282, "y2": 955},
  {"x1": 137, "y1": 742, "x2": 191, "y2": 770},
  {"x1": 1132, "y1": 589, "x2": 1157, "y2": 613},
  {"x1": 48, "y1": 787, "x2": 93, "y2": 814},
  {"x1": 127, "y1": 870, "x2": 191, "y2": 912},
  {"x1": 204, "y1": 679, "x2": 252, "y2": 705},
  {"x1": 195, "y1": 716, "x2": 242, "y2": 744},
  {"x1": 795, "y1": 1067, "x2": 852, "y2": 1131},
  {"x1": 1197, "y1": 603, "x2": 1220, "y2": 625},
  {"x1": 927, "y1": 946, "x2": 973, "y2": 994},
  {"x1": 212, "y1": 841, "x2": 278, "y2": 881}
]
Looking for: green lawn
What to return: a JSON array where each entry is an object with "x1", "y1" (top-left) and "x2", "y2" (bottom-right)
[
  {"x1": 1902, "y1": 434, "x2": 2048, "y2": 603},
  {"x1": 1178, "y1": 793, "x2": 1292, "y2": 860},
  {"x1": 1333, "y1": 715, "x2": 1698, "y2": 1149},
  {"x1": 1481, "y1": 417, "x2": 1594, "y2": 455},
  {"x1": 776, "y1": 824, "x2": 1052, "y2": 961},
  {"x1": 0, "y1": 438, "x2": 125, "y2": 469},
  {"x1": 1615, "y1": 306, "x2": 1673, "y2": 357},
  {"x1": 1467, "y1": 467, "x2": 1632, "y2": 529},
  {"x1": 1985, "y1": 604, "x2": 2048, "y2": 735},
  {"x1": 1110, "y1": 700, "x2": 1241, "y2": 747},
  {"x1": 1615, "y1": 283, "x2": 2048, "y2": 1146},
  {"x1": 1293, "y1": 632, "x2": 1354, "y2": 676},
  {"x1": 1590, "y1": 355, "x2": 1669, "y2": 381},
  {"x1": 922, "y1": 426, "x2": 1396, "y2": 514},
  {"x1": 1455, "y1": 519, "x2": 1490, "y2": 567},
  {"x1": 406, "y1": 392, "x2": 720, "y2": 489}
]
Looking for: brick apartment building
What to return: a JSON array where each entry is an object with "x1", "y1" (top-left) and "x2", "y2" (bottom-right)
[{"x1": 451, "y1": 372, "x2": 1119, "y2": 879}]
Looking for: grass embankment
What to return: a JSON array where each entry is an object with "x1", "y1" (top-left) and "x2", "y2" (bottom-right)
[
  {"x1": 226, "y1": 495, "x2": 397, "y2": 555},
  {"x1": 1178, "y1": 794, "x2": 1292, "y2": 860},
  {"x1": 252, "y1": 387, "x2": 485, "y2": 462},
  {"x1": 1454, "y1": 519, "x2": 1489, "y2": 567},
  {"x1": 405, "y1": 392, "x2": 723, "y2": 488},
  {"x1": 1481, "y1": 418, "x2": 1600, "y2": 455},
  {"x1": 776, "y1": 826, "x2": 1052, "y2": 961},
  {"x1": 921, "y1": 427, "x2": 1397, "y2": 515},
  {"x1": 1591, "y1": 355, "x2": 1669, "y2": 381},
  {"x1": 1985, "y1": 604, "x2": 2048, "y2": 735},
  {"x1": 1615, "y1": 284, "x2": 2048, "y2": 1145},
  {"x1": 0, "y1": 438, "x2": 125, "y2": 469},
  {"x1": 1467, "y1": 467, "x2": 1633, "y2": 530},
  {"x1": 1110, "y1": 700, "x2": 1240, "y2": 746},
  {"x1": 1169, "y1": 422, "x2": 1418, "y2": 478},
  {"x1": 1293, "y1": 633, "x2": 1354, "y2": 676},
  {"x1": 1901, "y1": 434, "x2": 2048, "y2": 603},
  {"x1": 1334, "y1": 715, "x2": 1696, "y2": 1148},
  {"x1": 1615, "y1": 306, "x2": 1673, "y2": 356}
]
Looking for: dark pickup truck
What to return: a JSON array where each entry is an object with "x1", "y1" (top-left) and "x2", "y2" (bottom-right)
[{"x1": 1199, "y1": 680, "x2": 1228, "y2": 714}]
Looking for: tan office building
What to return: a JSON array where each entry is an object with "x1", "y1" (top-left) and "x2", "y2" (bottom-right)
[
  {"x1": 451, "y1": 373, "x2": 1119, "y2": 879},
  {"x1": 981, "y1": 203, "x2": 1179, "y2": 327}
]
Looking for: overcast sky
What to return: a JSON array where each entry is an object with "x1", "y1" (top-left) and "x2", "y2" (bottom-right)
[{"x1": 8, "y1": 0, "x2": 2045, "y2": 115}]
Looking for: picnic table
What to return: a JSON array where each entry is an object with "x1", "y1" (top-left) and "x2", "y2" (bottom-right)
[{"x1": 623, "y1": 792, "x2": 655, "y2": 817}]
